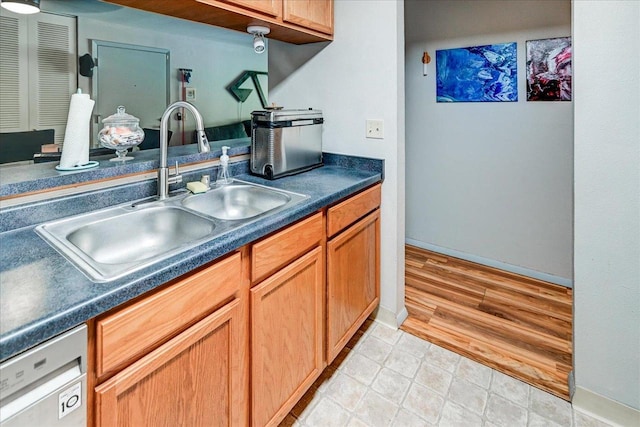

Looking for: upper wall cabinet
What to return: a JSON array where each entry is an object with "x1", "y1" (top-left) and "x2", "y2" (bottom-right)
[
  {"x1": 104, "y1": 0, "x2": 333, "y2": 44},
  {"x1": 283, "y1": 0, "x2": 333, "y2": 35},
  {"x1": 220, "y1": 0, "x2": 281, "y2": 17}
]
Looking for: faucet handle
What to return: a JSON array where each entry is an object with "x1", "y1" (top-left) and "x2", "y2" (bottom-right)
[{"x1": 168, "y1": 161, "x2": 182, "y2": 185}]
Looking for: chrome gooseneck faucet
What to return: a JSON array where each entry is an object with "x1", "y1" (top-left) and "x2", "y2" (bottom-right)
[{"x1": 157, "y1": 101, "x2": 210, "y2": 200}]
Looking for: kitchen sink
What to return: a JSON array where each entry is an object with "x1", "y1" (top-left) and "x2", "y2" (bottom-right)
[
  {"x1": 36, "y1": 205, "x2": 217, "y2": 282},
  {"x1": 66, "y1": 206, "x2": 215, "y2": 265},
  {"x1": 35, "y1": 180, "x2": 308, "y2": 282},
  {"x1": 182, "y1": 181, "x2": 304, "y2": 220}
]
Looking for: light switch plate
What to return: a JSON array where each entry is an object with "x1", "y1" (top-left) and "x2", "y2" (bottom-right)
[{"x1": 366, "y1": 119, "x2": 384, "y2": 139}]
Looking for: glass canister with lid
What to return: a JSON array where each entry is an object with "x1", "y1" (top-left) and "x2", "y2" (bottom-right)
[{"x1": 98, "y1": 106, "x2": 145, "y2": 162}]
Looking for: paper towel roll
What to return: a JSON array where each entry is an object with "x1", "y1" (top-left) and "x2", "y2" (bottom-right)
[{"x1": 59, "y1": 90, "x2": 95, "y2": 169}]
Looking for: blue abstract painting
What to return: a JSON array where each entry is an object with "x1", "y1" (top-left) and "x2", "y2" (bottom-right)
[{"x1": 436, "y1": 43, "x2": 518, "y2": 102}]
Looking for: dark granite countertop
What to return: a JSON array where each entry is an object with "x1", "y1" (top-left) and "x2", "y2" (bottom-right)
[{"x1": 0, "y1": 153, "x2": 383, "y2": 362}]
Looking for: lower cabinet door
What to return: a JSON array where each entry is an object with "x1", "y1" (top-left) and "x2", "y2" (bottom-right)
[
  {"x1": 94, "y1": 299, "x2": 241, "y2": 427},
  {"x1": 250, "y1": 247, "x2": 323, "y2": 427},
  {"x1": 327, "y1": 209, "x2": 380, "y2": 363}
]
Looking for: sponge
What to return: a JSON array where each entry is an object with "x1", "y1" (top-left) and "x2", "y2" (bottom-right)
[{"x1": 186, "y1": 181, "x2": 208, "y2": 194}]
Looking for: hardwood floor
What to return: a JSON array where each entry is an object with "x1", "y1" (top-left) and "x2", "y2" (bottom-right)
[{"x1": 401, "y1": 245, "x2": 573, "y2": 400}]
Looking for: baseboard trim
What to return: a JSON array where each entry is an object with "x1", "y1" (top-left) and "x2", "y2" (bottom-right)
[
  {"x1": 396, "y1": 306, "x2": 409, "y2": 326},
  {"x1": 405, "y1": 239, "x2": 573, "y2": 288},
  {"x1": 572, "y1": 387, "x2": 640, "y2": 427},
  {"x1": 372, "y1": 305, "x2": 408, "y2": 329}
]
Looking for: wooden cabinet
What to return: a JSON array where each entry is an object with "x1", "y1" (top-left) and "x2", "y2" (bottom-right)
[
  {"x1": 221, "y1": 0, "x2": 281, "y2": 16},
  {"x1": 89, "y1": 184, "x2": 381, "y2": 426},
  {"x1": 250, "y1": 213, "x2": 324, "y2": 426},
  {"x1": 326, "y1": 185, "x2": 381, "y2": 363},
  {"x1": 105, "y1": 0, "x2": 333, "y2": 44},
  {"x1": 222, "y1": 0, "x2": 334, "y2": 33},
  {"x1": 91, "y1": 252, "x2": 247, "y2": 427},
  {"x1": 95, "y1": 253, "x2": 242, "y2": 379},
  {"x1": 283, "y1": 0, "x2": 333, "y2": 35},
  {"x1": 251, "y1": 212, "x2": 323, "y2": 284},
  {"x1": 251, "y1": 247, "x2": 323, "y2": 426},
  {"x1": 95, "y1": 300, "x2": 242, "y2": 427}
]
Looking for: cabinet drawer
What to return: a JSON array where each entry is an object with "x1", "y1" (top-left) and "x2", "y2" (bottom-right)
[
  {"x1": 96, "y1": 252, "x2": 242, "y2": 378},
  {"x1": 252, "y1": 212, "x2": 323, "y2": 284},
  {"x1": 327, "y1": 184, "x2": 381, "y2": 238}
]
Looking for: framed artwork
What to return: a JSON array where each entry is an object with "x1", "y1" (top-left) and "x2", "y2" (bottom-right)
[
  {"x1": 436, "y1": 42, "x2": 518, "y2": 102},
  {"x1": 526, "y1": 37, "x2": 572, "y2": 101}
]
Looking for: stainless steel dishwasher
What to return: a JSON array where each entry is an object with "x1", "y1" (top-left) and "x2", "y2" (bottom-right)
[{"x1": 0, "y1": 325, "x2": 87, "y2": 427}]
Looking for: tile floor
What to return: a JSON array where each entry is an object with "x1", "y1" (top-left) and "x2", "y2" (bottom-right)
[{"x1": 281, "y1": 321, "x2": 614, "y2": 427}]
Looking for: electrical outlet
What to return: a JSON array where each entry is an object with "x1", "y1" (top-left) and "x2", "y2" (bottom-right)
[{"x1": 366, "y1": 119, "x2": 384, "y2": 139}]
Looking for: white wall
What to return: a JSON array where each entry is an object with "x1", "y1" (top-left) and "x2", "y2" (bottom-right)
[
  {"x1": 573, "y1": 0, "x2": 640, "y2": 416},
  {"x1": 269, "y1": 1, "x2": 407, "y2": 326},
  {"x1": 405, "y1": 0, "x2": 573, "y2": 285}
]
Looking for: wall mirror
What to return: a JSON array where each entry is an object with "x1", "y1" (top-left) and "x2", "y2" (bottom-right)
[{"x1": 0, "y1": 0, "x2": 268, "y2": 198}]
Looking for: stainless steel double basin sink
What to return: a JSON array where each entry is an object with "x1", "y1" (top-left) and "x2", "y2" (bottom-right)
[{"x1": 35, "y1": 180, "x2": 307, "y2": 282}]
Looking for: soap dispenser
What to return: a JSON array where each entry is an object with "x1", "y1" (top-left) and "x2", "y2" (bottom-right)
[{"x1": 216, "y1": 146, "x2": 232, "y2": 185}]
